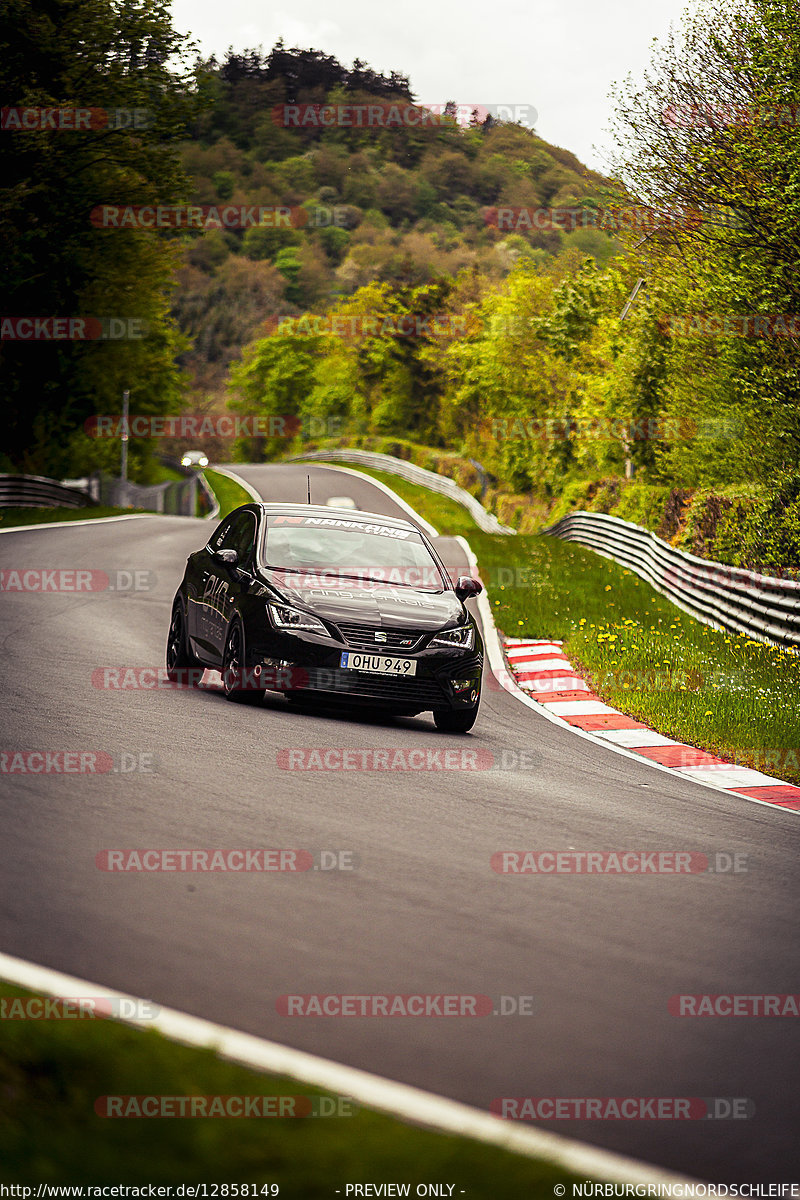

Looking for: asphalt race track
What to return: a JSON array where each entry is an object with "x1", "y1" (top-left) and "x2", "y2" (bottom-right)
[{"x1": 1, "y1": 463, "x2": 798, "y2": 1181}]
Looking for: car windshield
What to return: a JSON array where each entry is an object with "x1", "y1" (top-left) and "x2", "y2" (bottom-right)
[{"x1": 261, "y1": 514, "x2": 446, "y2": 590}]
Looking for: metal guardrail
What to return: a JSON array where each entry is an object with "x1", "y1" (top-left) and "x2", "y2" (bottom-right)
[
  {"x1": 289, "y1": 449, "x2": 516, "y2": 534},
  {"x1": 1, "y1": 469, "x2": 203, "y2": 517},
  {"x1": 197, "y1": 471, "x2": 219, "y2": 519},
  {"x1": 0, "y1": 474, "x2": 96, "y2": 509},
  {"x1": 544, "y1": 510, "x2": 800, "y2": 650},
  {"x1": 87, "y1": 471, "x2": 198, "y2": 515}
]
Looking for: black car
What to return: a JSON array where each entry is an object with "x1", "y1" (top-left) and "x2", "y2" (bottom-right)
[{"x1": 166, "y1": 503, "x2": 484, "y2": 732}]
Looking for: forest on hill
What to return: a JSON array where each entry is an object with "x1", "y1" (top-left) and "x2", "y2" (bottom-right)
[{"x1": 172, "y1": 42, "x2": 615, "y2": 402}]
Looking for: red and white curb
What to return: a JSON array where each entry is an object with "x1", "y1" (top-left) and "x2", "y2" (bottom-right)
[{"x1": 503, "y1": 637, "x2": 800, "y2": 812}]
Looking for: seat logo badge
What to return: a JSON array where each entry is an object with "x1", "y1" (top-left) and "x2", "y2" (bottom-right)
[{"x1": 374, "y1": 632, "x2": 387, "y2": 643}]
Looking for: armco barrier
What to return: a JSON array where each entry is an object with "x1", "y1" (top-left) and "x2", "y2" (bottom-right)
[
  {"x1": 288, "y1": 449, "x2": 515, "y2": 534},
  {"x1": 87, "y1": 470, "x2": 198, "y2": 515},
  {"x1": 0, "y1": 474, "x2": 96, "y2": 509},
  {"x1": 544, "y1": 511, "x2": 800, "y2": 650}
]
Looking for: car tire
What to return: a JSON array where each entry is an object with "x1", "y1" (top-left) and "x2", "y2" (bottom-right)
[
  {"x1": 433, "y1": 705, "x2": 479, "y2": 733},
  {"x1": 222, "y1": 618, "x2": 265, "y2": 705},
  {"x1": 166, "y1": 600, "x2": 200, "y2": 683}
]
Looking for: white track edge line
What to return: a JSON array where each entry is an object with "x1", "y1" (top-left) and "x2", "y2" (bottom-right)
[
  {"x1": 0, "y1": 514, "x2": 160, "y2": 534},
  {"x1": 0, "y1": 950, "x2": 700, "y2": 1186},
  {"x1": 207, "y1": 465, "x2": 263, "y2": 504},
  {"x1": 294, "y1": 460, "x2": 440, "y2": 537},
  {"x1": 201, "y1": 469, "x2": 221, "y2": 521}
]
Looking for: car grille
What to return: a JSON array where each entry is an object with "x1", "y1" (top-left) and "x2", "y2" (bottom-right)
[
  {"x1": 337, "y1": 623, "x2": 427, "y2": 652},
  {"x1": 457, "y1": 653, "x2": 483, "y2": 673},
  {"x1": 299, "y1": 667, "x2": 448, "y2": 707}
]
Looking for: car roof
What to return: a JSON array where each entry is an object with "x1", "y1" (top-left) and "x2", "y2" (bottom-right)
[{"x1": 254, "y1": 502, "x2": 420, "y2": 532}]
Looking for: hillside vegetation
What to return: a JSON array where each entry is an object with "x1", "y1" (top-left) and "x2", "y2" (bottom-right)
[
  {"x1": 218, "y1": 7, "x2": 800, "y2": 569},
  {"x1": 173, "y1": 43, "x2": 614, "y2": 400}
]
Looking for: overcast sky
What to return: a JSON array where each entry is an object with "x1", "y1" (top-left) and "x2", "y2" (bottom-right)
[{"x1": 169, "y1": 0, "x2": 695, "y2": 174}]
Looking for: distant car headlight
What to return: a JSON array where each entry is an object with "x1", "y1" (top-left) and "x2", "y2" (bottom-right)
[
  {"x1": 268, "y1": 603, "x2": 328, "y2": 635},
  {"x1": 181, "y1": 455, "x2": 191, "y2": 466},
  {"x1": 430, "y1": 624, "x2": 474, "y2": 650},
  {"x1": 198, "y1": 454, "x2": 209, "y2": 468}
]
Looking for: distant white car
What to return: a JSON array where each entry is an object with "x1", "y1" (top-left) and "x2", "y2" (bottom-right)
[
  {"x1": 325, "y1": 495, "x2": 358, "y2": 509},
  {"x1": 181, "y1": 451, "x2": 209, "y2": 469}
]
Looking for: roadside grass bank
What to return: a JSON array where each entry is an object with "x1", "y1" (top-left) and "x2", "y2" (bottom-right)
[
  {"x1": 203, "y1": 467, "x2": 253, "y2": 519},
  {"x1": 343, "y1": 465, "x2": 481, "y2": 536},
  {"x1": 339, "y1": 465, "x2": 800, "y2": 785},
  {"x1": 0, "y1": 506, "x2": 149, "y2": 529},
  {"x1": 0, "y1": 983, "x2": 580, "y2": 1193}
]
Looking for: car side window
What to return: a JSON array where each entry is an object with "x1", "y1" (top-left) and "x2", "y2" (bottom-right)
[
  {"x1": 209, "y1": 517, "x2": 234, "y2": 552},
  {"x1": 232, "y1": 512, "x2": 257, "y2": 566},
  {"x1": 208, "y1": 512, "x2": 257, "y2": 559}
]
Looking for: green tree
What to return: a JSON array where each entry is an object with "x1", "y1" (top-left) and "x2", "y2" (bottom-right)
[
  {"x1": 608, "y1": 0, "x2": 800, "y2": 478},
  {"x1": 0, "y1": 0, "x2": 201, "y2": 476}
]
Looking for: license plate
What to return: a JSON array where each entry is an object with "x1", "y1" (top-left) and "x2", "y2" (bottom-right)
[{"x1": 340, "y1": 652, "x2": 417, "y2": 676}]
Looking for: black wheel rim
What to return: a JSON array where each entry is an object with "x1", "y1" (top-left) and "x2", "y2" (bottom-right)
[
  {"x1": 167, "y1": 608, "x2": 183, "y2": 670},
  {"x1": 223, "y1": 625, "x2": 242, "y2": 693}
]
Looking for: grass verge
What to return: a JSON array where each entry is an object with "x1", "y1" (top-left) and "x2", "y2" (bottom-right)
[
  {"x1": 341, "y1": 464, "x2": 800, "y2": 785},
  {"x1": 339, "y1": 465, "x2": 482, "y2": 536},
  {"x1": 204, "y1": 467, "x2": 254, "y2": 520},
  {"x1": 0, "y1": 983, "x2": 581, "y2": 1192},
  {"x1": 0, "y1": 506, "x2": 150, "y2": 529}
]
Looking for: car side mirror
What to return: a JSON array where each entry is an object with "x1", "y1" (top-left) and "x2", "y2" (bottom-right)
[
  {"x1": 454, "y1": 575, "x2": 482, "y2": 600},
  {"x1": 215, "y1": 548, "x2": 238, "y2": 566}
]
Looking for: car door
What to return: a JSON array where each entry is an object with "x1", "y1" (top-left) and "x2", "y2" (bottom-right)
[
  {"x1": 206, "y1": 509, "x2": 258, "y2": 660},
  {"x1": 188, "y1": 513, "x2": 249, "y2": 661},
  {"x1": 187, "y1": 515, "x2": 233, "y2": 658}
]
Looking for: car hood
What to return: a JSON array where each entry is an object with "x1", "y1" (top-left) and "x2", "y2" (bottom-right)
[{"x1": 263, "y1": 569, "x2": 466, "y2": 630}]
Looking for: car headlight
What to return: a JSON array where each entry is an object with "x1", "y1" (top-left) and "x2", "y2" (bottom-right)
[
  {"x1": 268, "y1": 603, "x2": 328, "y2": 635},
  {"x1": 430, "y1": 624, "x2": 474, "y2": 650},
  {"x1": 181, "y1": 455, "x2": 191, "y2": 466},
  {"x1": 198, "y1": 455, "x2": 209, "y2": 467}
]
